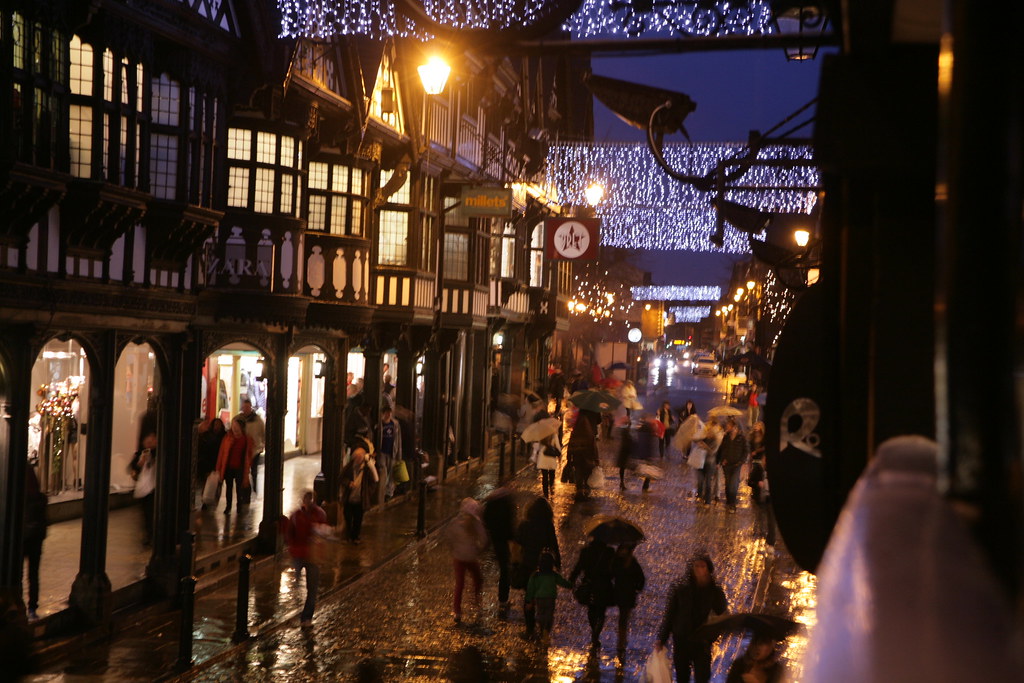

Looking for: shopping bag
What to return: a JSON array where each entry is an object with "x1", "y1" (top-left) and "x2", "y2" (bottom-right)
[
  {"x1": 238, "y1": 482, "x2": 252, "y2": 505},
  {"x1": 643, "y1": 647, "x2": 672, "y2": 683},
  {"x1": 636, "y1": 463, "x2": 665, "y2": 480},
  {"x1": 587, "y1": 466, "x2": 605, "y2": 490},
  {"x1": 687, "y1": 443, "x2": 708, "y2": 469},
  {"x1": 202, "y1": 472, "x2": 221, "y2": 506},
  {"x1": 392, "y1": 459, "x2": 410, "y2": 484}
]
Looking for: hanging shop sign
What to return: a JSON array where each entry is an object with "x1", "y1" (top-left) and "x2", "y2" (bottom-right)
[
  {"x1": 461, "y1": 186, "x2": 513, "y2": 217},
  {"x1": 545, "y1": 217, "x2": 601, "y2": 261}
]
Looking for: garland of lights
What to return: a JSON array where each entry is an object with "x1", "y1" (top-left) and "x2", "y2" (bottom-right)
[
  {"x1": 632, "y1": 285, "x2": 721, "y2": 301},
  {"x1": 278, "y1": 0, "x2": 781, "y2": 39},
  {"x1": 761, "y1": 270, "x2": 796, "y2": 350},
  {"x1": 668, "y1": 306, "x2": 711, "y2": 323},
  {"x1": 546, "y1": 142, "x2": 818, "y2": 253}
]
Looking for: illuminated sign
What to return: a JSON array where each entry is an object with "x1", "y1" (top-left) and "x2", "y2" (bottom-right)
[{"x1": 460, "y1": 186, "x2": 513, "y2": 217}]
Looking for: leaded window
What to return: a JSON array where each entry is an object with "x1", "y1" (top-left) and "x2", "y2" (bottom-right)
[
  {"x1": 225, "y1": 127, "x2": 303, "y2": 216},
  {"x1": 306, "y1": 162, "x2": 368, "y2": 236}
]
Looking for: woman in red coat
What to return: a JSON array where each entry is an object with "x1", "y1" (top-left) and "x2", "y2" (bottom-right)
[{"x1": 217, "y1": 417, "x2": 253, "y2": 513}]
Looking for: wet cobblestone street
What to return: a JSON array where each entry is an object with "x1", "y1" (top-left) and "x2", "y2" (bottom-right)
[{"x1": 186, "y1": 428, "x2": 815, "y2": 682}]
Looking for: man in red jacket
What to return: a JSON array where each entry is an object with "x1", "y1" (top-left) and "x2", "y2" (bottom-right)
[{"x1": 287, "y1": 490, "x2": 327, "y2": 627}]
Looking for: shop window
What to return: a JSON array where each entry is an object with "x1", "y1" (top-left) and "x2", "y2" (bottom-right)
[
  {"x1": 378, "y1": 209, "x2": 409, "y2": 266},
  {"x1": 444, "y1": 232, "x2": 469, "y2": 280},
  {"x1": 30, "y1": 339, "x2": 90, "y2": 497},
  {"x1": 529, "y1": 222, "x2": 545, "y2": 287}
]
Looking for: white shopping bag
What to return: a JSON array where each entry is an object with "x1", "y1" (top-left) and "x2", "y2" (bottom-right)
[
  {"x1": 643, "y1": 647, "x2": 672, "y2": 683},
  {"x1": 201, "y1": 471, "x2": 221, "y2": 506},
  {"x1": 587, "y1": 465, "x2": 605, "y2": 490}
]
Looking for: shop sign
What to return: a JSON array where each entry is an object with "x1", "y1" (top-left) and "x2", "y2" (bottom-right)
[
  {"x1": 204, "y1": 224, "x2": 300, "y2": 293},
  {"x1": 544, "y1": 217, "x2": 600, "y2": 261},
  {"x1": 461, "y1": 186, "x2": 513, "y2": 217}
]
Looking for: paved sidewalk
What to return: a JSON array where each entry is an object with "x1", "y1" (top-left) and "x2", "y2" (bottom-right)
[{"x1": 27, "y1": 452, "x2": 515, "y2": 682}]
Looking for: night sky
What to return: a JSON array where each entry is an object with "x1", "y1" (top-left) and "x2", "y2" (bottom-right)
[{"x1": 589, "y1": 48, "x2": 830, "y2": 289}]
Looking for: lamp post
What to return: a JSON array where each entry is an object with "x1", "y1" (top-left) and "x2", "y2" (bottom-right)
[{"x1": 418, "y1": 55, "x2": 450, "y2": 466}]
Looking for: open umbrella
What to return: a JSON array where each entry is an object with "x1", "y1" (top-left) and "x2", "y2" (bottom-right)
[
  {"x1": 707, "y1": 405, "x2": 744, "y2": 418},
  {"x1": 693, "y1": 613, "x2": 802, "y2": 642},
  {"x1": 569, "y1": 389, "x2": 622, "y2": 413},
  {"x1": 584, "y1": 516, "x2": 645, "y2": 545},
  {"x1": 608, "y1": 362, "x2": 630, "y2": 370},
  {"x1": 520, "y1": 417, "x2": 560, "y2": 443},
  {"x1": 622, "y1": 397, "x2": 644, "y2": 411}
]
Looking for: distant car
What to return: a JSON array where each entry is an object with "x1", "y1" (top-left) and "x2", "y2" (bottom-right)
[{"x1": 692, "y1": 356, "x2": 718, "y2": 377}]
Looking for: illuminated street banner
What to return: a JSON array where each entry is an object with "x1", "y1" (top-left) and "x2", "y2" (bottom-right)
[
  {"x1": 461, "y1": 186, "x2": 513, "y2": 217},
  {"x1": 545, "y1": 217, "x2": 601, "y2": 261}
]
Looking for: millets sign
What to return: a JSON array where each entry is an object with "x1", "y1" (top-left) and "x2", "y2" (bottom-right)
[{"x1": 460, "y1": 186, "x2": 513, "y2": 217}]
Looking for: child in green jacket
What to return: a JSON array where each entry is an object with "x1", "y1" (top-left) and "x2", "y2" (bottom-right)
[{"x1": 525, "y1": 550, "x2": 572, "y2": 639}]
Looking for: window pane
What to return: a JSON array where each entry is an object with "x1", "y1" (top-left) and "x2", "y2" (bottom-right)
[
  {"x1": 444, "y1": 232, "x2": 469, "y2": 280},
  {"x1": 330, "y1": 196, "x2": 346, "y2": 235},
  {"x1": 352, "y1": 168, "x2": 365, "y2": 195},
  {"x1": 332, "y1": 164, "x2": 349, "y2": 193},
  {"x1": 227, "y1": 128, "x2": 250, "y2": 160},
  {"x1": 150, "y1": 133, "x2": 178, "y2": 200},
  {"x1": 151, "y1": 73, "x2": 180, "y2": 126},
  {"x1": 280, "y1": 174, "x2": 293, "y2": 214},
  {"x1": 378, "y1": 209, "x2": 408, "y2": 266},
  {"x1": 102, "y1": 49, "x2": 113, "y2": 102},
  {"x1": 227, "y1": 167, "x2": 249, "y2": 207},
  {"x1": 350, "y1": 200, "x2": 363, "y2": 236},
  {"x1": 254, "y1": 167, "x2": 274, "y2": 213},
  {"x1": 280, "y1": 136, "x2": 295, "y2": 168},
  {"x1": 69, "y1": 104, "x2": 92, "y2": 178},
  {"x1": 256, "y1": 131, "x2": 275, "y2": 164},
  {"x1": 308, "y1": 161, "x2": 327, "y2": 190},
  {"x1": 308, "y1": 195, "x2": 326, "y2": 231},
  {"x1": 69, "y1": 35, "x2": 92, "y2": 96}
]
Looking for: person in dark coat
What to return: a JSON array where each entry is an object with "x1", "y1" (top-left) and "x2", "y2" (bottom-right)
[
  {"x1": 482, "y1": 488, "x2": 516, "y2": 616},
  {"x1": 633, "y1": 417, "x2": 659, "y2": 492},
  {"x1": 569, "y1": 536, "x2": 616, "y2": 650},
  {"x1": 339, "y1": 446, "x2": 379, "y2": 543},
  {"x1": 515, "y1": 497, "x2": 560, "y2": 637},
  {"x1": 718, "y1": 417, "x2": 750, "y2": 512},
  {"x1": 725, "y1": 633, "x2": 786, "y2": 683},
  {"x1": 197, "y1": 418, "x2": 225, "y2": 509},
  {"x1": 547, "y1": 367, "x2": 565, "y2": 414},
  {"x1": 615, "y1": 419, "x2": 633, "y2": 491},
  {"x1": 611, "y1": 543, "x2": 645, "y2": 653},
  {"x1": 567, "y1": 410, "x2": 600, "y2": 500},
  {"x1": 23, "y1": 465, "x2": 47, "y2": 621},
  {"x1": 655, "y1": 553, "x2": 729, "y2": 683}
]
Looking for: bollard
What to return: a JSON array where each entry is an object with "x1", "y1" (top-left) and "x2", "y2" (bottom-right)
[
  {"x1": 416, "y1": 479, "x2": 427, "y2": 538},
  {"x1": 176, "y1": 575, "x2": 196, "y2": 672},
  {"x1": 232, "y1": 553, "x2": 253, "y2": 643},
  {"x1": 178, "y1": 531, "x2": 195, "y2": 588}
]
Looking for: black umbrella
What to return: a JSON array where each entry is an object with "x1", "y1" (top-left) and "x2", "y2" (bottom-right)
[
  {"x1": 693, "y1": 613, "x2": 801, "y2": 642},
  {"x1": 568, "y1": 389, "x2": 622, "y2": 413},
  {"x1": 584, "y1": 516, "x2": 645, "y2": 545}
]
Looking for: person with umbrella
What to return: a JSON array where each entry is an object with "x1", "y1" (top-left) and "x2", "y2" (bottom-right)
[
  {"x1": 569, "y1": 534, "x2": 616, "y2": 650},
  {"x1": 697, "y1": 417, "x2": 724, "y2": 506},
  {"x1": 567, "y1": 408, "x2": 600, "y2": 500},
  {"x1": 655, "y1": 552, "x2": 729, "y2": 683},
  {"x1": 521, "y1": 413, "x2": 562, "y2": 499}
]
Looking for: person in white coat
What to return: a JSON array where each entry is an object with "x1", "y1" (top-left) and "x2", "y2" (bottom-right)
[{"x1": 534, "y1": 432, "x2": 562, "y2": 499}]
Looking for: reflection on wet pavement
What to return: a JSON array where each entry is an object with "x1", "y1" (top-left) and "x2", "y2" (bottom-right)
[{"x1": 187, "y1": 412, "x2": 816, "y2": 682}]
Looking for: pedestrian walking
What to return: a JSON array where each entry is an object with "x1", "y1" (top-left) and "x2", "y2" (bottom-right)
[
  {"x1": 197, "y1": 418, "x2": 225, "y2": 509},
  {"x1": 680, "y1": 399, "x2": 698, "y2": 421},
  {"x1": 725, "y1": 633, "x2": 786, "y2": 683},
  {"x1": 620, "y1": 380, "x2": 639, "y2": 418},
  {"x1": 339, "y1": 445, "x2": 378, "y2": 543},
  {"x1": 634, "y1": 417, "x2": 659, "y2": 492},
  {"x1": 516, "y1": 497, "x2": 561, "y2": 638},
  {"x1": 447, "y1": 497, "x2": 488, "y2": 625},
  {"x1": 611, "y1": 543, "x2": 645, "y2": 654},
  {"x1": 129, "y1": 431, "x2": 158, "y2": 544},
  {"x1": 524, "y1": 550, "x2": 572, "y2": 641},
  {"x1": 547, "y1": 365, "x2": 565, "y2": 416},
  {"x1": 376, "y1": 405, "x2": 402, "y2": 500},
  {"x1": 23, "y1": 464, "x2": 47, "y2": 621},
  {"x1": 482, "y1": 488, "x2": 516, "y2": 617},
  {"x1": 747, "y1": 383, "x2": 761, "y2": 427},
  {"x1": 615, "y1": 418, "x2": 633, "y2": 491},
  {"x1": 567, "y1": 409, "x2": 599, "y2": 500},
  {"x1": 655, "y1": 553, "x2": 729, "y2": 683},
  {"x1": 657, "y1": 401, "x2": 676, "y2": 458},
  {"x1": 535, "y1": 433, "x2": 561, "y2": 499},
  {"x1": 284, "y1": 490, "x2": 327, "y2": 627},
  {"x1": 233, "y1": 399, "x2": 265, "y2": 497},
  {"x1": 569, "y1": 535, "x2": 616, "y2": 650},
  {"x1": 697, "y1": 417, "x2": 723, "y2": 506},
  {"x1": 217, "y1": 417, "x2": 253, "y2": 514},
  {"x1": 718, "y1": 417, "x2": 749, "y2": 512},
  {"x1": 747, "y1": 430, "x2": 776, "y2": 546}
]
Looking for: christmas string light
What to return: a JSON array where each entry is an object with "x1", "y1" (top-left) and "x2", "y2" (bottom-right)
[
  {"x1": 668, "y1": 306, "x2": 712, "y2": 323},
  {"x1": 631, "y1": 285, "x2": 721, "y2": 301},
  {"x1": 546, "y1": 142, "x2": 819, "y2": 253},
  {"x1": 563, "y1": 0, "x2": 775, "y2": 39}
]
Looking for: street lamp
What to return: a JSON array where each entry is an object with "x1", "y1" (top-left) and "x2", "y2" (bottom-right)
[
  {"x1": 584, "y1": 182, "x2": 604, "y2": 206},
  {"x1": 417, "y1": 56, "x2": 450, "y2": 96},
  {"x1": 794, "y1": 228, "x2": 811, "y2": 248}
]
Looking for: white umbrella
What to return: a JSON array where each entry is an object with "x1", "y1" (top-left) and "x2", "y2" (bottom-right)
[
  {"x1": 520, "y1": 417, "x2": 561, "y2": 443},
  {"x1": 707, "y1": 405, "x2": 744, "y2": 418}
]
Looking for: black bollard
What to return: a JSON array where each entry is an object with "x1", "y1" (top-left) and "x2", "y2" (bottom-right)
[
  {"x1": 178, "y1": 531, "x2": 195, "y2": 586},
  {"x1": 232, "y1": 553, "x2": 253, "y2": 642},
  {"x1": 416, "y1": 478, "x2": 428, "y2": 539},
  {"x1": 176, "y1": 575, "x2": 196, "y2": 672}
]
